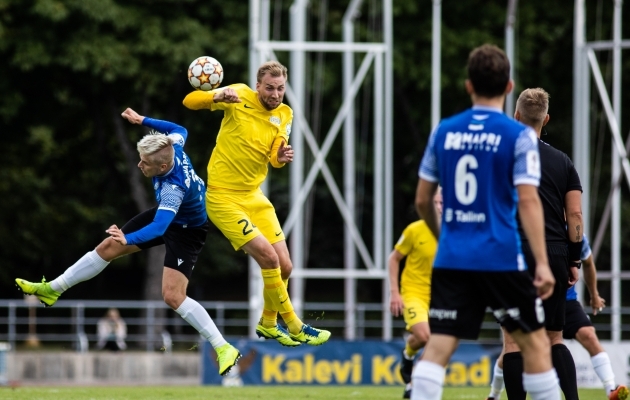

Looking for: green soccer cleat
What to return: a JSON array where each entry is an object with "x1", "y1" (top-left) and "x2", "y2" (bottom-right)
[
  {"x1": 256, "y1": 323, "x2": 302, "y2": 347},
  {"x1": 216, "y1": 343, "x2": 241, "y2": 376},
  {"x1": 289, "y1": 324, "x2": 331, "y2": 346},
  {"x1": 15, "y1": 277, "x2": 61, "y2": 307}
]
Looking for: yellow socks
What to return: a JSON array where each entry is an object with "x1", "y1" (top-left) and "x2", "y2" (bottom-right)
[
  {"x1": 261, "y1": 268, "x2": 302, "y2": 334},
  {"x1": 261, "y1": 278, "x2": 289, "y2": 328},
  {"x1": 405, "y1": 342, "x2": 419, "y2": 358}
]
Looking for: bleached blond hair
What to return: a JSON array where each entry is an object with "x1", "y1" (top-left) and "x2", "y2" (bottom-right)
[
  {"x1": 137, "y1": 133, "x2": 174, "y2": 165},
  {"x1": 516, "y1": 88, "x2": 550, "y2": 128}
]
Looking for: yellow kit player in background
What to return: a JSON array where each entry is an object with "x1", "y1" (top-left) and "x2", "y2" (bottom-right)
[
  {"x1": 183, "y1": 61, "x2": 330, "y2": 347},
  {"x1": 388, "y1": 188, "x2": 442, "y2": 399}
]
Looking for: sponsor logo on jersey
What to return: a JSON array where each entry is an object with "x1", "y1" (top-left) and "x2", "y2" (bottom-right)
[
  {"x1": 444, "y1": 131, "x2": 502, "y2": 152},
  {"x1": 468, "y1": 114, "x2": 489, "y2": 131},
  {"x1": 269, "y1": 116, "x2": 281, "y2": 125},
  {"x1": 444, "y1": 208, "x2": 486, "y2": 223},
  {"x1": 286, "y1": 121, "x2": 292, "y2": 136}
]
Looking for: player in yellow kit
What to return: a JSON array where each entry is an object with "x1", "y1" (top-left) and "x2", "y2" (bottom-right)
[
  {"x1": 388, "y1": 188, "x2": 442, "y2": 399},
  {"x1": 183, "y1": 61, "x2": 330, "y2": 347}
]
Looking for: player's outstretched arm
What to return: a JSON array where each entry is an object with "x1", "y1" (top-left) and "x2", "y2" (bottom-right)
[
  {"x1": 121, "y1": 108, "x2": 144, "y2": 125},
  {"x1": 517, "y1": 184, "x2": 555, "y2": 300}
]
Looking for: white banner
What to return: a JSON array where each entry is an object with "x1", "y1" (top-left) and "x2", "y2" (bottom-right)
[{"x1": 565, "y1": 340, "x2": 630, "y2": 388}]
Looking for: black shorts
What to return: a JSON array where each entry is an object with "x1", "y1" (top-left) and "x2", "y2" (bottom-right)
[
  {"x1": 429, "y1": 268, "x2": 545, "y2": 340},
  {"x1": 121, "y1": 207, "x2": 209, "y2": 280},
  {"x1": 563, "y1": 299, "x2": 592, "y2": 339},
  {"x1": 522, "y1": 242, "x2": 568, "y2": 331}
]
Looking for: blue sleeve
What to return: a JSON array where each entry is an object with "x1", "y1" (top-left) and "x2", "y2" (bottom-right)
[
  {"x1": 124, "y1": 209, "x2": 175, "y2": 246},
  {"x1": 142, "y1": 117, "x2": 188, "y2": 144}
]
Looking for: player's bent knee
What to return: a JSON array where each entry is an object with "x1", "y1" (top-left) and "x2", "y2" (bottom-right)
[
  {"x1": 96, "y1": 238, "x2": 127, "y2": 261},
  {"x1": 162, "y1": 288, "x2": 185, "y2": 309}
]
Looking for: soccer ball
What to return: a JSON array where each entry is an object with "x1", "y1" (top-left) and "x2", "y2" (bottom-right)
[{"x1": 187, "y1": 56, "x2": 224, "y2": 91}]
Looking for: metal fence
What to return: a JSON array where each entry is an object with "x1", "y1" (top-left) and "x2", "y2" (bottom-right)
[{"x1": 1, "y1": 299, "x2": 623, "y2": 352}]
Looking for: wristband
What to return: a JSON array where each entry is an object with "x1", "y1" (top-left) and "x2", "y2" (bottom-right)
[
  {"x1": 568, "y1": 260, "x2": 582, "y2": 269},
  {"x1": 568, "y1": 240, "x2": 582, "y2": 262}
]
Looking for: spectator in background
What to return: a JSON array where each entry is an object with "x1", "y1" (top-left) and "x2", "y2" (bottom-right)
[{"x1": 97, "y1": 308, "x2": 127, "y2": 351}]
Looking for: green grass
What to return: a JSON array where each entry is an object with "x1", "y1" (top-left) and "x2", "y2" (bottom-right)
[{"x1": 0, "y1": 386, "x2": 607, "y2": 400}]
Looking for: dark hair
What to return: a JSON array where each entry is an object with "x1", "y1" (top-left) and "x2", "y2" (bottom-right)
[{"x1": 467, "y1": 44, "x2": 510, "y2": 98}]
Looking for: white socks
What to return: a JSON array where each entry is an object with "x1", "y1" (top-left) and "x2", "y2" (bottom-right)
[
  {"x1": 488, "y1": 360, "x2": 504, "y2": 398},
  {"x1": 175, "y1": 297, "x2": 227, "y2": 349},
  {"x1": 411, "y1": 361, "x2": 445, "y2": 400},
  {"x1": 523, "y1": 369, "x2": 561, "y2": 400},
  {"x1": 51, "y1": 251, "x2": 110, "y2": 293},
  {"x1": 591, "y1": 352, "x2": 616, "y2": 394}
]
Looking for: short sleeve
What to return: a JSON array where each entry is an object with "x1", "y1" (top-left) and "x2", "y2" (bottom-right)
[
  {"x1": 394, "y1": 224, "x2": 415, "y2": 256},
  {"x1": 566, "y1": 159, "x2": 583, "y2": 193},
  {"x1": 581, "y1": 234, "x2": 592, "y2": 261},
  {"x1": 419, "y1": 127, "x2": 440, "y2": 182},
  {"x1": 513, "y1": 128, "x2": 541, "y2": 186}
]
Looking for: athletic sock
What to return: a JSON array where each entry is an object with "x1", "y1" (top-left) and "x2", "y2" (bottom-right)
[
  {"x1": 51, "y1": 250, "x2": 110, "y2": 293},
  {"x1": 503, "y1": 351, "x2": 527, "y2": 400},
  {"x1": 260, "y1": 278, "x2": 288, "y2": 328},
  {"x1": 261, "y1": 268, "x2": 302, "y2": 334},
  {"x1": 175, "y1": 297, "x2": 227, "y2": 349},
  {"x1": 488, "y1": 359, "x2": 504, "y2": 398},
  {"x1": 405, "y1": 342, "x2": 418, "y2": 359},
  {"x1": 591, "y1": 352, "x2": 616, "y2": 394},
  {"x1": 551, "y1": 343, "x2": 578, "y2": 400},
  {"x1": 523, "y1": 369, "x2": 561, "y2": 400},
  {"x1": 411, "y1": 360, "x2": 445, "y2": 400}
]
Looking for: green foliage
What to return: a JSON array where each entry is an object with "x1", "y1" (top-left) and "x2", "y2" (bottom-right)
[{"x1": 0, "y1": 0, "x2": 628, "y2": 302}]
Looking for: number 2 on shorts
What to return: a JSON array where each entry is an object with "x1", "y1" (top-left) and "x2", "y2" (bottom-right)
[{"x1": 237, "y1": 219, "x2": 256, "y2": 236}]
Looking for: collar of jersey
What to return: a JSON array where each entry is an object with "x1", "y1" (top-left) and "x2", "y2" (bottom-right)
[
  {"x1": 472, "y1": 105, "x2": 503, "y2": 113},
  {"x1": 157, "y1": 163, "x2": 175, "y2": 178}
]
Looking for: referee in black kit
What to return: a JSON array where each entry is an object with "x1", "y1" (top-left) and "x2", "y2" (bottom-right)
[{"x1": 500, "y1": 88, "x2": 583, "y2": 400}]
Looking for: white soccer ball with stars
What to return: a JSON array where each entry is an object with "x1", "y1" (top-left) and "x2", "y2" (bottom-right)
[{"x1": 187, "y1": 56, "x2": 224, "y2": 91}]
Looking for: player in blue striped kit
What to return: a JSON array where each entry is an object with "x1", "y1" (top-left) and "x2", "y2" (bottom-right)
[
  {"x1": 412, "y1": 44, "x2": 559, "y2": 400},
  {"x1": 16, "y1": 108, "x2": 240, "y2": 376}
]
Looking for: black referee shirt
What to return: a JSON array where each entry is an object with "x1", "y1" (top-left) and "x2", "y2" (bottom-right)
[{"x1": 518, "y1": 139, "x2": 582, "y2": 243}]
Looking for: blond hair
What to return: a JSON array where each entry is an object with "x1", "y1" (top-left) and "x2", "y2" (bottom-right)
[
  {"x1": 137, "y1": 134, "x2": 174, "y2": 165},
  {"x1": 257, "y1": 61, "x2": 288, "y2": 83},
  {"x1": 516, "y1": 88, "x2": 550, "y2": 128}
]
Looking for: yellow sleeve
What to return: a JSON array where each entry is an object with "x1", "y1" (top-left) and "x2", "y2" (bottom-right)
[
  {"x1": 394, "y1": 224, "x2": 415, "y2": 256},
  {"x1": 182, "y1": 90, "x2": 226, "y2": 111},
  {"x1": 269, "y1": 136, "x2": 287, "y2": 168}
]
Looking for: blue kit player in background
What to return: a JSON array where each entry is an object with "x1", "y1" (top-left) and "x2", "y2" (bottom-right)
[
  {"x1": 564, "y1": 235, "x2": 627, "y2": 400},
  {"x1": 15, "y1": 108, "x2": 240, "y2": 376},
  {"x1": 412, "y1": 44, "x2": 559, "y2": 400},
  {"x1": 487, "y1": 235, "x2": 629, "y2": 400}
]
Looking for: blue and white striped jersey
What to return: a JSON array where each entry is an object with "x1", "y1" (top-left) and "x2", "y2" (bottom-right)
[{"x1": 419, "y1": 105, "x2": 541, "y2": 272}]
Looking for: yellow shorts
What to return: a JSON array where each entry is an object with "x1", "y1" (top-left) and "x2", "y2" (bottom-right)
[
  {"x1": 401, "y1": 292, "x2": 430, "y2": 331},
  {"x1": 206, "y1": 187, "x2": 285, "y2": 250}
]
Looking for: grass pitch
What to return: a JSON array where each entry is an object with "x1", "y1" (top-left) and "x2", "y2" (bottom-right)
[{"x1": 0, "y1": 386, "x2": 607, "y2": 399}]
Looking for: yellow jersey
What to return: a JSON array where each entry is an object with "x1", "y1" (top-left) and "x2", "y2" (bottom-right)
[
  {"x1": 394, "y1": 220, "x2": 437, "y2": 298},
  {"x1": 183, "y1": 83, "x2": 293, "y2": 191}
]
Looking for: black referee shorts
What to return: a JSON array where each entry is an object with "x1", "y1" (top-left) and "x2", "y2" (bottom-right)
[
  {"x1": 121, "y1": 207, "x2": 209, "y2": 280},
  {"x1": 522, "y1": 242, "x2": 568, "y2": 331}
]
